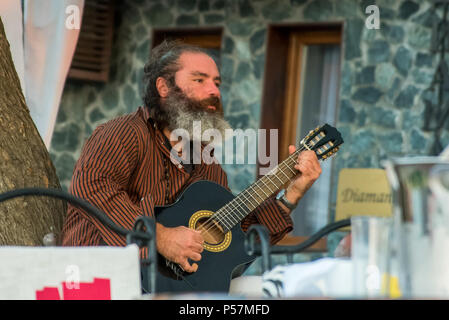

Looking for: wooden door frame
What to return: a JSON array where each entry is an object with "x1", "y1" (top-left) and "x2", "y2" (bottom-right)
[
  {"x1": 280, "y1": 29, "x2": 342, "y2": 162},
  {"x1": 151, "y1": 27, "x2": 223, "y2": 49},
  {"x1": 258, "y1": 23, "x2": 342, "y2": 248}
]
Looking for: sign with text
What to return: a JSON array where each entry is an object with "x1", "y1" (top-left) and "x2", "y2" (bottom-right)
[
  {"x1": 335, "y1": 168, "x2": 393, "y2": 227},
  {"x1": 0, "y1": 245, "x2": 141, "y2": 300}
]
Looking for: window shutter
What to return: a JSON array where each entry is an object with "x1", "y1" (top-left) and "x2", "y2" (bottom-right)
[{"x1": 68, "y1": 0, "x2": 114, "y2": 82}]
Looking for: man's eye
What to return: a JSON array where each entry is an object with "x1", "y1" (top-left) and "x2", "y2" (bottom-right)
[
  {"x1": 194, "y1": 79, "x2": 203, "y2": 83},
  {"x1": 215, "y1": 82, "x2": 221, "y2": 88}
]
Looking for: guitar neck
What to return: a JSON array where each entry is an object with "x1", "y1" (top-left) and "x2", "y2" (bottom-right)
[
  {"x1": 213, "y1": 148, "x2": 303, "y2": 232},
  {"x1": 212, "y1": 123, "x2": 343, "y2": 233}
]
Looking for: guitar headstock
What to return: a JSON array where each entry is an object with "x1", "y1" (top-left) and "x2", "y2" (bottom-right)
[{"x1": 300, "y1": 124, "x2": 344, "y2": 160}]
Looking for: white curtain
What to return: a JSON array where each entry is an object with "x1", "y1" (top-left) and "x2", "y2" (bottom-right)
[
  {"x1": 293, "y1": 44, "x2": 341, "y2": 236},
  {"x1": 0, "y1": 0, "x2": 25, "y2": 94},
  {"x1": 23, "y1": 0, "x2": 84, "y2": 149}
]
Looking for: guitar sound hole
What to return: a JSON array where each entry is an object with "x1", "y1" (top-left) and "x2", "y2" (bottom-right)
[{"x1": 195, "y1": 217, "x2": 225, "y2": 245}]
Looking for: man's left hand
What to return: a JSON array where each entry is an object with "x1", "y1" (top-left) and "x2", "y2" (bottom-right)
[{"x1": 284, "y1": 146, "x2": 322, "y2": 206}]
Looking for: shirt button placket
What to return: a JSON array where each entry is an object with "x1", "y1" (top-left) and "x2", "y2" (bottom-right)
[
  {"x1": 164, "y1": 158, "x2": 170, "y2": 204},
  {"x1": 165, "y1": 181, "x2": 170, "y2": 203}
]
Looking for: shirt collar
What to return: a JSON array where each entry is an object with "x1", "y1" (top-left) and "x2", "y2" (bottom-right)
[{"x1": 142, "y1": 105, "x2": 151, "y2": 123}]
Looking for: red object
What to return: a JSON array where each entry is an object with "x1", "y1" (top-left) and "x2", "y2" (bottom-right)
[
  {"x1": 35, "y1": 287, "x2": 61, "y2": 300},
  {"x1": 35, "y1": 278, "x2": 111, "y2": 300}
]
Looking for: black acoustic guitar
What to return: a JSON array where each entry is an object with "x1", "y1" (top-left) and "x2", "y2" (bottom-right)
[{"x1": 154, "y1": 124, "x2": 343, "y2": 293}]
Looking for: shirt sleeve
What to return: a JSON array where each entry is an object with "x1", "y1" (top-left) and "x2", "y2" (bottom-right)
[
  {"x1": 241, "y1": 195, "x2": 293, "y2": 245},
  {"x1": 62, "y1": 119, "x2": 153, "y2": 249}
]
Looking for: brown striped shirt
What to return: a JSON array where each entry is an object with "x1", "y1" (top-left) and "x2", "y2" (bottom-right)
[{"x1": 62, "y1": 106, "x2": 293, "y2": 252}]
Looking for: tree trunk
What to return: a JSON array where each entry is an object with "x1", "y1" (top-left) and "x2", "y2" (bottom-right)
[{"x1": 0, "y1": 17, "x2": 66, "y2": 245}]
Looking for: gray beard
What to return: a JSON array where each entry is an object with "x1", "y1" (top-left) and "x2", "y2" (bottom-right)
[{"x1": 162, "y1": 93, "x2": 232, "y2": 144}]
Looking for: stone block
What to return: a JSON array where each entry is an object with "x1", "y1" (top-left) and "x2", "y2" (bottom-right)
[
  {"x1": 88, "y1": 108, "x2": 105, "y2": 124},
  {"x1": 344, "y1": 19, "x2": 364, "y2": 60},
  {"x1": 410, "y1": 128, "x2": 428, "y2": 152},
  {"x1": 204, "y1": 13, "x2": 225, "y2": 24},
  {"x1": 262, "y1": 0, "x2": 291, "y2": 21},
  {"x1": 355, "y1": 66, "x2": 375, "y2": 85},
  {"x1": 235, "y1": 61, "x2": 252, "y2": 82},
  {"x1": 177, "y1": 0, "x2": 197, "y2": 11},
  {"x1": 367, "y1": 40, "x2": 391, "y2": 64},
  {"x1": 369, "y1": 106, "x2": 397, "y2": 128},
  {"x1": 222, "y1": 37, "x2": 235, "y2": 55},
  {"x1": 398, "y1": 0, "x2": 420, "y2": 19},
  {"x1": 51, "y1": 123, "x2": 82, "y2": 153},
  {"x1": 176, "y1": 14, "x2": 199, "y2": 26},
  {"x1": 250, "y1": 29, "x2": 266, "y2": 54},
  {"x1": 349, "y1": 129, "x2": 377, "y2": 154},
  {"x1": 338, "y1": 99, "x2": 356, "y2": 123},
  {"x1": 381, "y1": 23, "x2": 405, "y2": 43},
  {"x1": 379, "y1": 131, "x2": 403, "y2": 154},
  {"x1": 303, "y1": 0, "x2": 333, "y2": 20},
  {"x1": 394, "y1": 85, "x2": 419, "y2": 109},
  {"x1": 239, "y1": 0, "x2": 256, "y2": 17},
  {"x1": 415, "y1": 52, "x2": 433, "y2": 68},
  {"x1": 352, "y1": 87, "x2": 383, "y2": 104},
  {"x1": 375, "y1": 62, "x2": 396, "y2": 91},
  {"x1": 393, "y1": 46, "x2": 412, "y2": 77},
  {"x1": 144, "y1": 3, "x2": 173, "y2": 26},
  {"x1": 407, "y1": 25, "x2": 432, "y2": 50}
]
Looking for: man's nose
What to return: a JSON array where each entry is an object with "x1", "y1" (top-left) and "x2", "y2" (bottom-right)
[{"x1": 206, "y1": 80, "x2": 220, "y2": 97}]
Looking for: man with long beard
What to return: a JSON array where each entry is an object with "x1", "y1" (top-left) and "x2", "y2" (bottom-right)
[{"x1": 61, "y1": 40, "x2": 321, "y2": 291}]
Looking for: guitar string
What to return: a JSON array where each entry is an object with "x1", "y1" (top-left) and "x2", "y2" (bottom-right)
[
  {"x1": 198, "y1": 139, "x2": 338, "y2": 239},
  {"x1": 199, "y1": 145, "x2": 306, "y2": 235},
  {"x1": 208, "y1": 135, "x2": 335, "y2": 233},
  {"x1": 198, "y1": 149, "x2": 303, "y2": 238},
  {"x1": 171, "y1": 141, "x2": 314, "y2": 273},
  {"x1": 197, "y1": 144, "x2": 309, "y2": 238}
]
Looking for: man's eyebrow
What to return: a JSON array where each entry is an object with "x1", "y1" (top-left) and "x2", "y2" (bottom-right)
[{"x1": 190, "y1": 71, "x2": 221, "y2": 82}]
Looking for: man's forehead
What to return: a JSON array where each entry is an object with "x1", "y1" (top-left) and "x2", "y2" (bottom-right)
[{"x1": 177, "y1": 51, "x2": 220, "y2": 77}]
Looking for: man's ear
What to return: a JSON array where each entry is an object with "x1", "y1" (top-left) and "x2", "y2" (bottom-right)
[{"x1": 156, "y1": 77, "x2": 169, "y2": 98}]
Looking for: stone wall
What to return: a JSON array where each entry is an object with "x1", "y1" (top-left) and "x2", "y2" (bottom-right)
[{"x1": 50, "y1": 0, "x2": 447, "y2": 230}]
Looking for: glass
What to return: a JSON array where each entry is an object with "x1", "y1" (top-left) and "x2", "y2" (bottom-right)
[
  {"x1": 429, "y1": 164, "x2": 449, "y2": 297},
  {"x1": 383, "y1": 157, "x2": 449, "y2": 298},
  {"x1": 351, "y1": 216, "x2": 392, "y2": 298}
]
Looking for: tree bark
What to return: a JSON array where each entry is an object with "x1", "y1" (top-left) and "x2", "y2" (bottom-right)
[{"x1": 0, "y1": 17, "x2": 66, "y2": 245}]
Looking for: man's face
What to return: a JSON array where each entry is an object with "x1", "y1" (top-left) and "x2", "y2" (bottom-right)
[
  {"x1": 158, "y1": 51, "x2": 231, "y2": 143},
  {"x1": 172, "y1": 52, "x2": 222, "y2": 113}
]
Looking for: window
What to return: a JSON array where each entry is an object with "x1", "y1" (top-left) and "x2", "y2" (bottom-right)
[
  {"x1": 260, "y1": 24, "x2": 342, "y2": 240},
  {"x1": 68, "y1": 0, "x2": 115, "y2": 82}
]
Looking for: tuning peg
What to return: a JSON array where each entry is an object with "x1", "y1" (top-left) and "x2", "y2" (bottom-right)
[{"x1": 329, "y1": 147, "x2": 340, "y2": 158}]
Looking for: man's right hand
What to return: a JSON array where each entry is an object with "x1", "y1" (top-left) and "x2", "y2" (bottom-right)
[{"x1": 156, "y1": 223, "x2": 204, "y2": 273}]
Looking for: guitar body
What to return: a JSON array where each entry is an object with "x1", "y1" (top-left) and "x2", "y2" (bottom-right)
[{"x1": 153, "y1": 180, "x2": 255, "y2": 294}]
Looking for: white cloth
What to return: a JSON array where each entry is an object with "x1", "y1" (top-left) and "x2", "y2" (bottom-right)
[
  {"x1": 0, "y1": 245, "x2": 141, "y2": 300},
  {"x1": 0, "y1": 0, "x2": 25, "y2": 92},
  {"x1": 229, "y1": 275, "x2": 263, "y2": 297},
  {"x1": 262, "y1": 258, "x2": 354, "y2": 298},
  {"x1": 23, "y1": 0, "x2": 84, "y2": 148}
]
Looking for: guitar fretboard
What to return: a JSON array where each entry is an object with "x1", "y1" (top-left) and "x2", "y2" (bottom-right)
[{"x1": 212, "y1": 147, "x2": 305, "y2": 232}]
